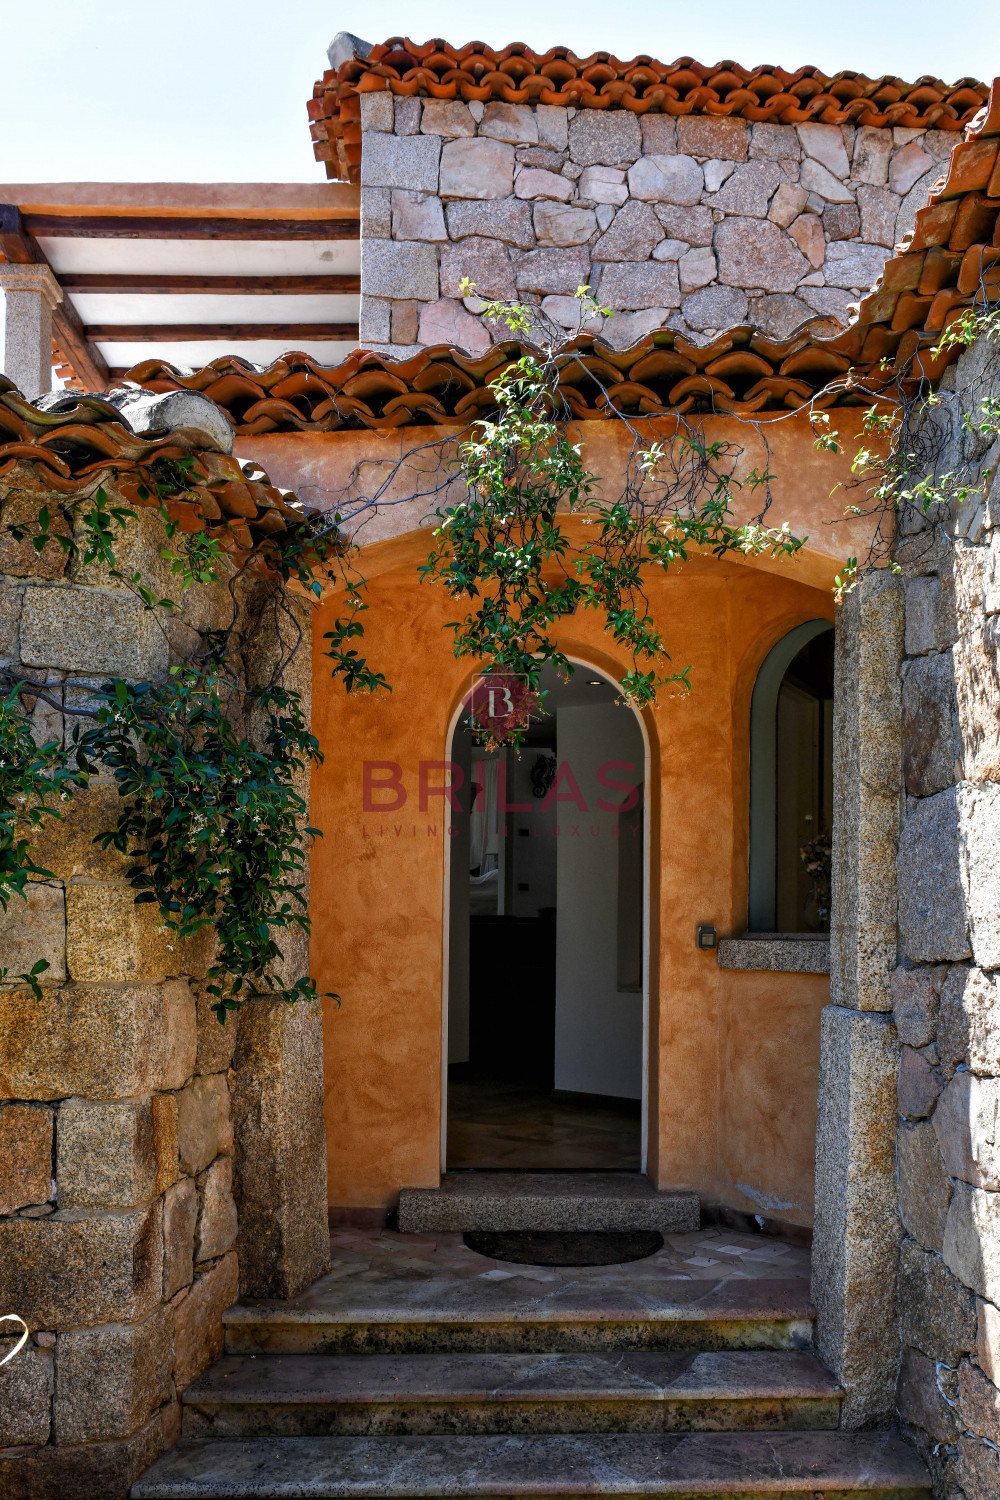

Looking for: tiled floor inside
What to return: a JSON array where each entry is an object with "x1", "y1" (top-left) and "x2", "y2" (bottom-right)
[{"x1": 447, "y1": 1078, "x2": 641, "y2": 1170}]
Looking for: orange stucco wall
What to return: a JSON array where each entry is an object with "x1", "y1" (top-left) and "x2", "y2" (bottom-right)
[{"x1": 235, "y1": 415, "x2": 869, "y2": 1225}]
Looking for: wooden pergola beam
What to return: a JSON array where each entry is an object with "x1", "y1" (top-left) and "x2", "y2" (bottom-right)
[
  {"x1": 59, "y1": 273, "x2": 361, "y2": 294},
  {"x1": 85, "y1": 322, "x2": 360, "y2": 342},
  {"x1": 24, "y1": 214, "x2": 359, "y2": 241},
  {"x1": 1, "y1": 204, "x2": 110, "y2": 390}
]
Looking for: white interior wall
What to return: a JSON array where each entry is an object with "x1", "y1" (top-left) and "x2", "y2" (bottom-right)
[{"x1": 554, "y1": 701, "x2": 644, "y2": 1099}]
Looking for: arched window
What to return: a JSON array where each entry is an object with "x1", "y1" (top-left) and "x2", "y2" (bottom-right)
[{"x1": 748, "y1": 621, "x2": 835, "y2": 933}]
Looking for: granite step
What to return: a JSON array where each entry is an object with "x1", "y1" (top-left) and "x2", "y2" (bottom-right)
[
  {"x1": 181, "y1": 1350, "x2": 842, "y2": 1438},
  {"x1": 225, "y1": 1275, "x2": 814, "y2": 1356},
  {"x1": 398, "y1": 1173, "x2": 700, "y2": 1234},
  {"x1": 131, "y1": 1429, "x2": 930, "y2": 1498}
]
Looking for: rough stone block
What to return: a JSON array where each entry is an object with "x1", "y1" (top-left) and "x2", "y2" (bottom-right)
[
  {"x1": 568, "y1": 110, "x2": 640, "y2": 167},
  {"x1": 898, "y1": 1120, "x2": 953, "y2": 1252},
  {"x1": 591, "y1": 200, "x2": 661, "y2": 261},
  {"x1": 897, "y1": 787, "x2": 971, "y2": 963},
  {"x1": 0, "y1": 881, "x2": 66, "y2": 983},
  {"x1": 358, "y1": 295, "x2": 390, "y2": 344},
  {"x1": 418, "y1": 298, "x2": 491, "y2": 354},
  {"x1": 25, "y1": 781, "x2": 129, "y2": 881},
  {"x1": 898, "y1": 1236, "x2": 977, "y2": 1363},
  {"x1": 800, "y1": 157, "x2": 855, "y2": 203},
  {"x1": 20, "y1": 585, "x2": 168, "y2": 679},
  {"x1": 177, "y1": 1073, "x2": 232, "y2": 1177},
  {"x1": 393, "y1": 96, "x2": 421, "y2": 135},
  {"x1": 813, "y1": 1006, "x2": 901, "y2": 1425},
  {"x1": 797, "y1": 123, "x2": 850, "y2": 176},
  {"x1": 195, "y1": 989, "x2": 236, "y2": 1075},
  {"x1": 57, "y1": 1095, "x2": 156, "y2": 1209},
  {"x1": 64, "y1": 884, "x2": 176, "y2": 985},
  {"x1": 896, "y1": 1345, "x2": 958, "y2": 1441},
  {"x1": 360, "y1": 239, "x2": 439, "y2": 301},
  {"x1": 600, "y1": 308, "x2": 672, "y2": 351},
  {"x1": 577, "y1": 166, "x2": 628, "y2": 206},
  {"x1": 627, "y1": 154, "x2": 703, "y2": 205},
  {"x1": 653, "y1": 238, "x2": 686, "y2": 262},
  {"x1": 677, "y1": 115, "x2": 748, "y2": 161},
  {"x1": 514, "y1": 246, "x2": 591, "y2": 296},
  {"x1": 390, "y1": 189, "x2": 447, "y2": 241},
  {"x1": 419, "y1": 99, "x2": 475, "y2": 138},
  {"x1": 944, "y1": 1180, "x2": 1000, "y2": 1302},
  {"x1": 958, "y1": 1357, "x2": 1000, "y2": 1443},
  {"x1": 597, "y1": 261, "x2": 681, "y2": 311},
  {"x1": 891, "y1": 965, "x2": 943, "y2": 1048},
  {"x1": 0, "y1": 1202, "x2": 162, "y2": 1328},
  {"x1": 682, "y1": 285, "x2": 749, "y2": 331},
  {"x1": 939, "y1": 965, "x2": 1000, "y2": 1077},
  {"x1": 359, "y1": 92, "x2": 393, "y2": 133},
  {"x1": 890, "y1": 141, "x2": 935, "y2": 196},
  {"x1": 897, "y1": 1045, "x2": 941, "y2": 1118},
  {"x1": 161, "y1": 977, "x2": 197, "y2": 1089},
  {"x1": 786, "y1": 212, "x2": 825, "y2": 267},
  {"x1": 0, "y1": 1337, "x2": 53, "y2": 1445},
  {"x1": 0, "y1": 493, "x2": 70, "y2": 579},
  {"x1": 0, "y1": 1103, "x2": 53, "y2": 1213},
  {"x1": 440, "y1": 138, "x2": 515, "y2": 199},
  {"x1": 152, "y1": 1093, "x2": 178, "y2": 1194},
  {"x1": 978, "y1": 1295, "x2": 1000, "y2": 1384},
  {"x1": 957, "y1": 1433, "x2": 1000, "y2": 1500},
  {"x1": 636, "y1": 115, "x2": 675, "y2": 155},
  {"x1": 934, "y1": 1071, "x2": 1000, "y2": 1189},
  {"x1": 534, "y1": 105, "x2": 567, "y2": 150},
  {"x1": 173, "y1": 1250, "x2": 238, "y2": 1391},
  {"x1": 716, "y1": 217, "x2": 808, "y2": 292},
  {"x1": 361, "y1": 186, "x2": 391, "y2": 238},
  {"x1": 752, "y1": 123, "x2": 801, "y2": 160},
  {"x1": 0, "y1": 1408, "x2": 162, "y2": 1499},
  {"x1": 901, "y1": 650, "x2": 959, "y2": 796},
  {"x1": 707, "y1": 162, "x2": 781, "y2": 217},
  {"x1": 532, "y1": 202, "x2": 596, "y2": 247},
  {"x1": 824, "y1": 241, "x2": 893, "y2": 290},
  {"x1": 440, "y1": 236, "x2": 514, "y2": 299},
  {"x1": 962, "y1": 781, "x2": 1000, "y2": 969},
  {"x1": 444, "y1": 197, "x2": 535, "y2": 247},
  {"x1": 232, "y1": 996, "x2": 330, "y2": 1299},
  {"x1": 479, "y1": 102, "x2": 537, "y2": 144},
  {"x1": 163, "y1": 1176, "x2": 198, "y2": 1299},
  {"x1": 904, "y1": 574, "x2": 949, "y2": 655},
  {"x1": 856, "y1": 184, "x2": 900, "y2": 248},
  {"x1": 678, "y1": 247, "x2": 716, "y2": 293},
  {"x1": 654, "y1": 202, "x2": 713, "y2": 246},
  {"x1": 360, "y1": 131, "x2": 440, "y2": 192},
  {"x1": 54, "y1": 1305, "x2": 172, "y2": 1443},
  {"x1": 854, "y1": 127, "x2": 893, "y2": 185},
  {"x1": 514, "y1": 167, "x2": 573, "y2": 203},
  {"x1": 391, "y1": 299, "x2": 419, "y2": 343},
  {"x1": 195, "y1": 1153, "x2": 238, "y2": 1262},
  {"x1": 822, "y1": 202, "x2": 862, "y2": 240},
  {"x1": 0, "y1": 983, "x2": 187, "y2": 1100},
  {"x1": 751, "y1": 293, "x2": 813, "y2": 340},
  {"x1": 955, "y1": 619, "x2": 1000, "y2": 782}
]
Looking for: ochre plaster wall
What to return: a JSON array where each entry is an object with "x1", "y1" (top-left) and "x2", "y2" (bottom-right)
[{"x1": 305, "y1": 526, "x2": 833, "y2": 1224}]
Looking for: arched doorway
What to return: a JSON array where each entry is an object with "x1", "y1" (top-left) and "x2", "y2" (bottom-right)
[
  {"x1": 748, "y1": 621, "x2": 835, "y2": 933},
  {"x1": 444, "y1": 661, "x2": 648, "y2": 1172}
]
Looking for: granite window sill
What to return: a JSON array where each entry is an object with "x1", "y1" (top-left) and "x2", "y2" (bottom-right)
[{"x1": 717, "y1": 935, "x2": 830, "y2": 974}]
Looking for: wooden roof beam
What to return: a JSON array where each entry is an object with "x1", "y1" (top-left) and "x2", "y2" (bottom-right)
[
  {"x1": 59, "y1": 273, "x2": 361, "y2": 294},
  {"x1": 85, "y1": 322, "x2": 360, "y2": 342},
  {"x1": 23, "y1": 215, "x2": 359, "y2": 241}
]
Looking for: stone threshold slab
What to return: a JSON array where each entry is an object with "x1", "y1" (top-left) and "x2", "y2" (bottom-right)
[
  {"x1": 132, "y1": 1429, "x2": 930, "y2": 1497},
  {"x1": 398, "y1": 1174, "x2": 700, "y2": 1233}
]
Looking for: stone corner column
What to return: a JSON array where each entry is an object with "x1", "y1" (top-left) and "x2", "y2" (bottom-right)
[
  {"x1": 0, "y1": 262, "x2": 63, "y2": 400},
  {"x1": 231, "y1": 996, "x2": 331, "y2": 1300},
  {"x1": 813, "y1": 568, "x2": 905, "y2": 1426}
]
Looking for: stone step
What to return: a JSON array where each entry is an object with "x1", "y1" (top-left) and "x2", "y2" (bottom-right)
[
  {"x1": 226, "y1": 1276, "x2": 814, "y2": 1356},
  {"x1": 131, "y1": 1430, "x2": 930, "y2": 1498},
  {"x1": 181, "y1": 1350, "x2": 841, "y2": 1439},
  {"x1": 398, "y1": 1173, "x2": 700, "y2": 1234}
]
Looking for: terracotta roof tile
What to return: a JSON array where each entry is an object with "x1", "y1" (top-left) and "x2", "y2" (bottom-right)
[
  {"x1": 309, "y1": 37, "x2": 988, "y2": 182},
  {"x1": 0, "y1": 377, "x2": 314, "y2": 570}
]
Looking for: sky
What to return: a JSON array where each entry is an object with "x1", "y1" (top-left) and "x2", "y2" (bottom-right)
[{"x1": 0, "y1": 0, "x2": 992, "y2": 184}]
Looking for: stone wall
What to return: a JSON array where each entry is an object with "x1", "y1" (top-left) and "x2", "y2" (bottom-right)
[
  {"x1": 358, "y1": 93, "x2": 956, "y2": 355},
  {"x1": 0, "y1": 433, "x2": 328, "y2": 1493},
  {"x1": 814, "y1": 331, "x2": 1000, "y2": 1494}
]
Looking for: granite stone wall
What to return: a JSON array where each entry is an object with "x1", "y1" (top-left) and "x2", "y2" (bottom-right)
[
  {"x1": 0, "y1": 455, "x2": 328, "y2": 1494},
  {"x1": 358, "y1": 92, "x2": 957, "y2": 355}
]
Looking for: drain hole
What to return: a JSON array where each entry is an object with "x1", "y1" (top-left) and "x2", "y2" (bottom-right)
[{"x1": 463, "y1": 1231, "x2": 664, "y2": 1266}]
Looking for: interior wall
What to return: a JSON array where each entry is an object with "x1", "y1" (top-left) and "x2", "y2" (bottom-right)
[{"x1": 554, "y1": 701, "x2": 645, "y2": 1100}]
